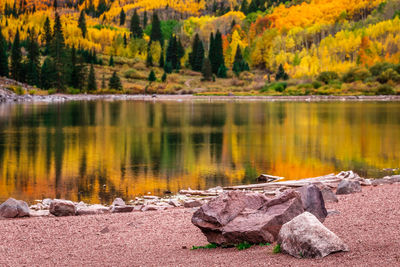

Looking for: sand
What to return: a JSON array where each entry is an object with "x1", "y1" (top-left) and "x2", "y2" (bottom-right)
[{"x1": 0, "y1": 184, "x2": 399, "y2": 267}]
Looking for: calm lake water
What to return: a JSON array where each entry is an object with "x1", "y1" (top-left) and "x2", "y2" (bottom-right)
[{"x1": 0, "y1": 100, "x2": 399, "y2": 204}]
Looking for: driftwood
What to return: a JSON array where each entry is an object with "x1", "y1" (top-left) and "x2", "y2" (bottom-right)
[{"x1": 256, "y1": 174, "x2": 284, "y2": 183}]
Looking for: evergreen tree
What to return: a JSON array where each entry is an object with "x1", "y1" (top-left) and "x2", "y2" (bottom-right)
[
  {"x1": 43, "y1": 17, "x2": 52, "y2": 55},
  {"x1": 146, "y1": 46, "x2": 153, "y2": 67},
  {"x1": 202, "y1": 58, "x2": 213, "y2": 81},
  {"x1": 96, "y1": 0, "x2": 108, "y2": 17},
  {"x1": 123, "y1": 33, "x2": 127, "y2": 47},
  {"x1": 51, "y1": 12, "x2": 66, "y2": 90},
  {"x1": 109, "y1": 55, "x2": 114, "y2": 66},
  {"x1": 159, "y1": 47, "x2": 164, "y2": 67},
  {"x1": 119, "y1": 8, "x2": 126, "y2": 26},
  {"x1": 78, "y1": 10, "x2": 87, "y2": 38},
  {"x1": 70, "y1": 46, "x2": 86, "y2": 89},
  {"x1": 130, "y1": 10, "x2": 143, "y2": 38},
  {"x1": 148, "y1": 69, "x2": 156, "y2": 82},
  {"x1": 53, "y1": 0, "x2": 58, "y2": 10},
  {"x1": 143, "y1": 11, "x2": 148, "y2": 28},
  {"x1": 276, "y1": 64, "x2": 289, "y2": 80},
  {"x1": 240, "y1": 0, "x2": 248, "y2": 14},
  {"x1": 217, "y1": 64, "x2": 227, "y2": 78},
  {"x1": 150, "y1": 12, "x2": 162, "y2": 44},
  {"x1": 26, "y1": 28, "x2": 40, "y2": 86},
  {"x1": 189, "y1": 33, "x2": 204, "y2": 72},
  {"x1": 87, "y1": 65, "x2": 97, "y2": 91},
  {"x1": 109, "y1": 71, "x2": 122, "y2": 90},
  {"x1": 209, "y1": 31, "x2": 225, "y2": 75},
  {"x1": 87, "y1": 0, "x2": 96, "y2": 17},
  {"x1": 0, "y1": 26, "x2": 9, "y2": 77},
  {"x1": 161, "y1": 72, "x2": 167, "y2": 82},
  {"x1": 232, "y1": 45, "x2": 249, "y2": 76},
  {"x1": 10, "y1": 30, "x2": 22, "y2": 81},
  {"x1": 40, "y1": 57, "x2": 55, "y2": 89}
]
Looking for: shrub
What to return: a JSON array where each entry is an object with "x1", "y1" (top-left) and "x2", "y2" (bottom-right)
[
  {"x1": 312, "y1": 81, "x2": 322, "y2": 89},
  {"x1": 377, "y1": 68, "x2": 400, "y2": 84},
  {"x1": 191, "y1": 243, "x2": 218, "y2": 250},
  {"x1": 376, "y1": 84, "x2": 395, "y2": 95},
  {"x1": 236, "y1": 241, "x2": 252, "y2": 251},
  {"x1": 48, "y1": 89, "x2": 57, "y2": 95},
  {"x1": 273, "y1": 244, "x2": 281, "y2": 254},
  {"x1": 66, "y1": 87, "x2": 81, "y2": 95},
  {"x1": 369, "y1": 62, "x2": 394, "y2": 76},
  {"x1": 342, "y1": 67, "x2": 371, "y2": 83},
  {"x1": 317, "y1": 71, "x2": 339, "y2": 84},
  {"x1": 9, "y1": 85, "x2": 25, "y2": 95},
  {"x1": 239, "y1": 71, "x2": 254, "y2": 81},
  {"x1": 261, "y1": 82, "x2": 287, "y2": 93},
  {"x1": 297, "y1": 83, "x2": 313, "y2": 89}
]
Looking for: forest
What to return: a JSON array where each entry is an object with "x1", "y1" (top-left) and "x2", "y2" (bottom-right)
[{"x1": 0, "y1": 0, "x2": 400, "y2": 95}]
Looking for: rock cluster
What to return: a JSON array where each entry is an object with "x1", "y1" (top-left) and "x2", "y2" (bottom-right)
[{"x1": 0, "y1": 198, "x2": 30, "y2": 218}]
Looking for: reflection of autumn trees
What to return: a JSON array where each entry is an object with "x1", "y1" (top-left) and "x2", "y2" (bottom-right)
[{"x1": 0, "y1": 101, "x2": 399, "y2": 204}]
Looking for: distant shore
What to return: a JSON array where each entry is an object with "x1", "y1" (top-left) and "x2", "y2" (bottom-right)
[{"x1": 2, "y1": 93, "x2": 400, "y2": 103}]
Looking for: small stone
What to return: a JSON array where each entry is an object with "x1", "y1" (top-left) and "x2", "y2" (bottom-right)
[
  {"x1": 184, "y1": 200, "x2": 202, "y2": 208},
  {"x1": 112, "y1": 198, "x2": 125, "y2": 207},
  {"x1": 168, "y1": 199, "x2": 181, "y2": 207},
  {"x1": 336, "y1": 180, "x2": 362, "y2": 195},
  {"x1": 49, "y1": 199, "x2": 76, "y2": 217},
  {"x1": 100, "y1": 226, "x2": 110, "y2": 234},
  {"x1": 111, "y1": 205, "x2": 134, "y2": 213}
]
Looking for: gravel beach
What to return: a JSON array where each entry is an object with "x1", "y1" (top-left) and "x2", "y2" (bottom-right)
[{"x1": 0, "y1": 184, "x2": 399, "y2": 266}]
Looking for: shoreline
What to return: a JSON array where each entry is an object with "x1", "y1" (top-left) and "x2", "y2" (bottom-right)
[
  {"x1": 2, "y1": 93, "x2": 400, "y2": 103},
  {"x1": 0, "y1": 183, "x2": 399, "y2": 265}
]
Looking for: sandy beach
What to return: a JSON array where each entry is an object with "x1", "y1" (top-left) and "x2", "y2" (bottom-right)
[{"x1": 0, "y1": 183, "x2": 399, "y2": 266}]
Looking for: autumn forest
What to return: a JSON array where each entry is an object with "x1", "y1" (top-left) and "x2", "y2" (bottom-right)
[{"x1": 1, "y1": 0, "x2": 400, "y2": 95}]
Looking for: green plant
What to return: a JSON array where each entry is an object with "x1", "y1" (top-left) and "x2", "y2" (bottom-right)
[
  {"x1": 236, "y1": 241, "x2": 252, "y2": 251},
  {"x1": 312, "y1": 81, "x2": 322, "y2": 89},
  {"x1": 342, "y1": 67, "x2": 371, "y2": 83},
  {"x1": 261, "y1": 82, "x2": 288, "y2": 93},
  {"x1": 47, "y1": 89, "x2": 57, "y2": 95},
  {"x1": 191, "y1": 243, "x2": 218, "y2": 250},
  {"x1": 317, "y1": 71, "x2": 339, "y2": 84},
  {"x1": 273, "y1": 244, "x2": 281, "y2": 254},
  {"x1": 259, "y1": 243, "x2": 271, "y2": 247},
  {"x1": 376, "y1": 84, "x2": 395, "y2": 95},
  {"x1": 377, "y1": 68, "x2": 400, "y2": 84},
  {"x1": 66, "y1": 87, "x2": 81, "y2": 95}
]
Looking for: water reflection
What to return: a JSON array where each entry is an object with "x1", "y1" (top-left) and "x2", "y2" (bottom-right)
[{"x1": 0, "y1": 101, "x2": 399, "y2": 204}]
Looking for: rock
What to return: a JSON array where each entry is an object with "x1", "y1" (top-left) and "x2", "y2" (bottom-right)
[
  {"x1": 112, "y1": 198, "x2": 125, "y2": 207},
  {"x1": 29, "y1": 210, "x2": 51, "y2": 217},
  {"x1": 183, "y1": 200, "x2": 203, "y2": 208},
  {"x1": 143, "y1": 196, "x2": 159, "y2": 200},
  {"x1": 278, "y1": 212, "x2": 349, "y2": 258},
  {"x1": 336, "y1": 179, "x2": 362, "y2": 195},
  {"x1": 168, "y1": 199, "x2": 181, "y2": 207},
  {"x1": 111, "y1": 205, "x2": 134, "y2": 213},
  {"x1": 42, "y1": 198, "x2": 52, "y2": 206},
  {"x1": 49, "y1": 199, "x2": 76, "y2": 216},
  {"x1": 319, "y1": 185, "x2": 338, "y2": 203},
  {"x1": 192, "y1": 190, "x2": 304, "y2": 245},
  {"x1": 371, "y1": 176, "x2": 400, "y2": 186},
  {"x1": 76, "y1": 204, "x2": 110, "y2": 215},
  {"x1": 141, "y1": 205, "x2": 167, "y2": 211},
  {"x1": 0, "y1": 198, "x2": 30, "y2": 218},
  {"x1": 297, "y1": 184, "x2": 327, "y2": 222}
]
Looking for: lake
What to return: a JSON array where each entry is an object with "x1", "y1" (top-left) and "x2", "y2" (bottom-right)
[{"x1": 0, "y1": 100, "x2": 399, "y2": 204}]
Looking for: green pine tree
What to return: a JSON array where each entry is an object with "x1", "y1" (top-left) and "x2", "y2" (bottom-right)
[
  {"x1": 70, "y1": 46, "x2": 86, "y2": 90},
  {"x1": 40, "y1": 57, "x2": 55, "y2": 89},
  {"x1": 109, "y1": 71, "x2": 122, "y2": 90},
  {"x1": 10, "y1": 30, "x2": 22, "y2": 81},
  {"x1": 101, "y1": 74, "x2": 106, "y2": 89},
  {"x1": 130, "y1": 10, "x2": 143, "y2": 38},
  {"x1": 51, "y1": 12, "x2": 67, "y2": 91},
  {"x1": 78, "y1": 10, "x2": 87, "y2": 38},
  {"x1": 43, "y1": 17, "x2": 52, "y2": 55},
  {"x1": 25, "y1": 28, "x2": 40, "y2": 86},
  {"x1": 202, "y1": 58, "x2": 213, "y2": 81},
  {"x1": 150, "y1": 12, "x2": 162, "y2": 44},
  {"x1": 87, "y1": 65, "x2": 97, "y2": 91},
  {"x1": 96, "y1": 0, "x2": 108, "y2": 17},
  {"x1": 119, "y1": 8, "x2": 126, "y2": 26},
  {"x1": 148, "y1": 69, "x2": 156, "y2": 82},
  {"x1": 109, "y1": 55, "x2": 114, "y2": 66},
  {"x1": 161, "y1": 72, "x2": 167, "y2": 82},
  {"x1": 276, "y1": 64, "x2": 289, "y2": 80},
  {"x1": 0, "y1": 26, "x2": 9, "y2": 77},
  {"x1": 143, "y1": 11, "x2": 148, "y2": 28},
  {"x1": 189, "y1": 33, "x2": 204, "y2": 72}
]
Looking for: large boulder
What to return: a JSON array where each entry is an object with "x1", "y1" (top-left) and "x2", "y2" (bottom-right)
[
  {"x1": 0, "y1": 198, "x2": 30, "y2": 218},
  {"x1": 192, "y1": 190, "x2": 304, "y2": 245},
  {"x1": 278, "y1": 212, "x2": 349, "y2": 258},
  {"x1": 49, "y1": 199, "x2": 76, "y2": 216},
  {"x1": 336, "y1": 179, "x2": 362, "y2": 195},
  {"x1": 297, "y1": 184, "x2": 327, "y2": 222}
]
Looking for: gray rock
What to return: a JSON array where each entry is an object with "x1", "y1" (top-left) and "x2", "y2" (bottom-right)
[
  {"x1": 371, "y1": 176, "x2": 400, "y2": 186},
  {"x1": 112, "y1": 198, "x2": 126, "y2": 207},
  {"x1": 0, "y1": 198, "x2": 30, "y2": 218},
  {"x1": 49, "y1": 199, "x2": 76, "y2": 216},
  {"x1": 76, "y1": 204, "x2": 110, "y2": 215},
  {"x1": 192, "y1": 190, "x2": 304, "y2": 245},
  {"x1": 168, "y1": 199, "x2": 181, "y2": 207},
  {"x1": 183, "y1": 200, "x2": 203, "y2": 208},
  {"x1": 141, "y1": 205, "x2": 167, "y2": 211},
  {"x1": 319, "y1": 185, "x2": 338, "y2": 203},
  {"x1": 336, "y1": 179, "x2": 362, "y2": 195},
  {"x1": 297, "y1": 184, "x2": 328, "y2": 222},
  {"x1": 111, "y1": 205, "x2": 134, "y2": 213},
  {"x1": 278, "y1": 212, "x2": 349, "y2": 258}
]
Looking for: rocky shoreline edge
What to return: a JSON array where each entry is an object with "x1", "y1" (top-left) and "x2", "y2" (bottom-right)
[{"x1": 1, "y1": 171, "x2": 399, "y2": 219}]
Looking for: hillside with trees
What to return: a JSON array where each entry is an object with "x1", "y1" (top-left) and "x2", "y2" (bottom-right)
[{"x1": 0, "y1": 0, "x2": 400, "y2": 95}]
